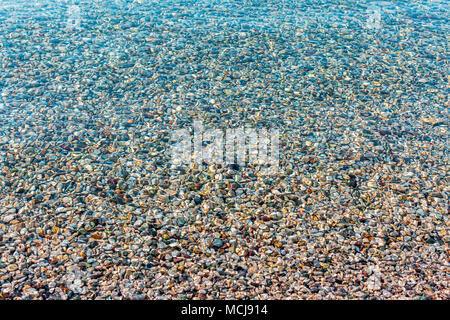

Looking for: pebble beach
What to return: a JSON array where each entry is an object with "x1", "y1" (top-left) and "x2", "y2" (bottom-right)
[{"x1": 0, "y1": 0, "x2": 448, "y2": 300}]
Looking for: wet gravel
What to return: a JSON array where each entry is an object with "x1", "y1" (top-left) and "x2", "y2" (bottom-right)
[{"x1": 0, "y1": 0, "x2": 449, "y2": 299}]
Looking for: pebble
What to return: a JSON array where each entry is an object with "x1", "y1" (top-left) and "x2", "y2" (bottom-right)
[{"x1": 213, "y1": 239, "x2": 224, "y2": 248}]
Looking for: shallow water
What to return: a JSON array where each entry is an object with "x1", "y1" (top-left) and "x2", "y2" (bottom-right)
[{"x1": 0, "y1": 1, "x2": 448, "y2": 300}]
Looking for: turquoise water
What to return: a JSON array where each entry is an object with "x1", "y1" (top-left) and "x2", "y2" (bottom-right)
[{"x1": 0, "y1": 0, "x2": 448, "y2": 300}]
